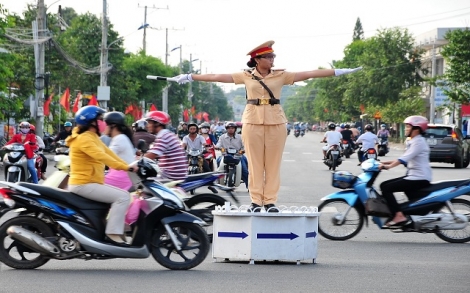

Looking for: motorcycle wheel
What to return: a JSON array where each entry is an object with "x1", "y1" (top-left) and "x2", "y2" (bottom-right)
[
  {"x1": 227, "y1": 167, "x2": 236, "y2": 187},
  {"x1": 6, "y1": 171, "x2": 19, "y2": 183},
  {"x1": 318, "y1": 199, "x2": 363, "y2": 241},
  {"x1": 378, "y1": 148, "x2": 385, "y2": 156},
  {"x1": 329, "y1": 154, "x2": 336, "y2": 171},
  {"x1": 0, "y1": 216, "x2": 53, "y2": 269},
  {"x1": 151, "y1": 221, "x2": 210, "y2": 270},
  {"x1": 184, "y1": 194, "x2": 226, "y2": 242},
  {"x1": 345, "y1": 150, "x2": 350, "y2": 159},
  {"x1": 434, "y1": 198, "x2": 470, "y2": 243}
]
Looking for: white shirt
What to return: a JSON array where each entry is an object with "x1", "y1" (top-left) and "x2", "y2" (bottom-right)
[
  {"x1": 399, "y1": 135, "x2": 432, "y2": 181},
  {"x1": 356, "y1": 132, "x2": 379, "y2": 151},
  {"x1": 36, "y1": 135, "x2": 45, "y2": 149},
  {"x1": 108, "y1": 134, "x2": 135, "y2": 164},
  {"x1": 323, "y1": 131, "x2": 343, "y2": 146},
  {"x1": 182, "y1": 134, "x2": 206, "y2": 150}
]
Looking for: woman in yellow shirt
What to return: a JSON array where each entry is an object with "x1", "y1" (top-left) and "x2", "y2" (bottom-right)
[
  {"x1": 170, "y1": 41, "x2": 361, "y2": 211},
  {"x1": 66, "y1": 106, "x2": 138, "y2": 245}
]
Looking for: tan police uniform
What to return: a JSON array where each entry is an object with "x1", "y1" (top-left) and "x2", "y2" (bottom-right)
[{"x1": 231, "y1": 41, "x2": 295, "y2": 205}]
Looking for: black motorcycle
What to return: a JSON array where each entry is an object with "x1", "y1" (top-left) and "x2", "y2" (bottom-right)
[
  {"x1": 294, "y1": 129, "x2": 300, "y2": 138},
  {"x1": 323, "y1": 144, "x2": 342, "y2": 171},
  {"x1": 43, "y1": 132, "x2": 55, "y2": 153},
  {"x1": 377, "y1": 136, "x2": 389, "y2": 156},
  {"x1": 0, "y1": 158, "x2": 210, "y2": 270}
]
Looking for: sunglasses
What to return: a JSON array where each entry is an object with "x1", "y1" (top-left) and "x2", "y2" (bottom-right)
[{"x1": 258, "y1": 54, "x2": 276, "y2": 60}]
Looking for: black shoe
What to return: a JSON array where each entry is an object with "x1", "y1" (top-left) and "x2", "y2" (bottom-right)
[
  {"x1": 105, "y1": 236, "x2": 130, "y2": 247},
  {"x1": 264, "y1": 204, "x2": 279, "y2": 213},
  {"x1": 249, "y1": 203, "x2": 262, "y2": 212}
]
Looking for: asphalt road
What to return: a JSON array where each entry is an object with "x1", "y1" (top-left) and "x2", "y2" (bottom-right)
[{"x1": 0, "y1": 132, "x2": 469, "y2": 293}]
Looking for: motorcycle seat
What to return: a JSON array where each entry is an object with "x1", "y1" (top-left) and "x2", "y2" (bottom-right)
[
  {"x1": 404, "y1": 179, "x2": 470, "y2": 199},
  {"x1": 184, "y1": 172, "x2": 221, "y2": 182},
  {"x1": 17, "y1": 182, "x2": 109, "y2": 210}
]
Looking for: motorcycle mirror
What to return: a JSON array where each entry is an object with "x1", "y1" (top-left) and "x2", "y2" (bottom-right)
[{"x1": 137, "y1": 139, "x2": 147, "y2": 153}]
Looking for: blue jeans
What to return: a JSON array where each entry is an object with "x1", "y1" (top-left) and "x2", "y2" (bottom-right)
[
  {"x1": 217, "y1": 155, "x2": 249, "y2": 188},
  {"x1": 27, "y1": 158, "x2": 38, "y2": 184}
]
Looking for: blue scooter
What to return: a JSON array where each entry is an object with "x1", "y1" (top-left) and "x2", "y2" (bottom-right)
[{"x1": 318, "y1": 159, "x2": 470, "y2": 243}]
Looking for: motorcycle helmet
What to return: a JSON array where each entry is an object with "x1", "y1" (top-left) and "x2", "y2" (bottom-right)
[
  {"x1": 380, "y1": 124, "x2": 386, "y2": 129},
  {"x1": 200, "y1": 122, "x2": 210, "y2": 129},
  {"x1": 364, "y1": 124, "x2": 373, "y2": 131},
  {"x1": 19, "y1": 121, "x2": 31, "y2": 134},
  {"x1": 328, "y1": 123, "x2": 336, "y2": 130},
  {"x1": 64, "y1": 121, "x2": 73, "y2": 127},
  {"x1": 345, "y1": 124, "x2": 350, "y2": 129},
  {"x1": 135, "y1": 119, "x2": 148, "y2": 131},
  {"x1": 29, "y1": 125, "x2": 36, "y2": 133},
  {"x1": 104, "y1": 111, "x2": 126, "y2": 126},
  {"x1": 75, "y1": 106, "x2": 106, "y2": 126},
  {"x1": 404, "y1": 115, "x2": 428, "y2": 133},
  {"x1": 145, "y1": 111, "x2": 171, "y2": 126},
  {"x1": 225, "y1": 121, "x2": 237, "y2": 129},
  {"x1": 187, "y1": 123, "x2": 198, "y2": 132},
  {"x1": 340, "y1": 123, "x2": 345, "y2": 129}
]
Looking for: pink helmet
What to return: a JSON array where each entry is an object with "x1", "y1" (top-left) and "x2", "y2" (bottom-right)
[{"x1": 404, "y1": 115, "x2": 428, "y2": 132}]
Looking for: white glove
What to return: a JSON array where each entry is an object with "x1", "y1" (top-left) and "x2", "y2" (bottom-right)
[
  {"x1": 334, "y1": 67, "x2": 363, "y2": 76},
  {"x1": 174, "y1": 74, "x2": 193, "y2": 85}
]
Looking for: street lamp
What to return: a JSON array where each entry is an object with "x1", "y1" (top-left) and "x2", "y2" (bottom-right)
[{"x1": 171, "y1": 45, "x2": 183, "y2": 73}]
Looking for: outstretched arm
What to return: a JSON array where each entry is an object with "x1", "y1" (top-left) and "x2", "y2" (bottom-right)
[
  {"x1": 294, "y1": 69, "x2": 335, "y2": 82},
  {"x1": 189, "y1": 74, "x2": 234, "y2": 83}
]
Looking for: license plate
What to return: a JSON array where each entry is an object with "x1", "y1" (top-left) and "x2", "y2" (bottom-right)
[
  {"x1": 427, "y1": 138, "x2": 437, "y2": 145},
  {"x1": 367, "y1": 154, "x2": 376, "y2": 158},
  {"x1": 331, "y1": 151, "x2": 339, "y2": 154},
  {"x1": 342, "y1": 144, "x2": 349, "y2": 148}
]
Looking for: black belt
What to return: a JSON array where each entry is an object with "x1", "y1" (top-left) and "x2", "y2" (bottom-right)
[{"x1": 246, "y1": 98, "x2": 280, "y2": 106}]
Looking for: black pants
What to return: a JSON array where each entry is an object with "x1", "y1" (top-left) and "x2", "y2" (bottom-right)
[
  {"x1": 380, "y1": 176, "x2": 430, "y2": 214},
  {"x1": 39, "y1": 154, "x2": 47, "y2": 173},
  {"x1": 357, "y1": 150, "x2": 365, "y2": 162}
]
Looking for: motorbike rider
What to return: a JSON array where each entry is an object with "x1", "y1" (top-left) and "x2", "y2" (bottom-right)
[
  {"x1": 214, "y1": 121, "x2": 225, "y2": 133},
  {"x1": 215, "y1": 121, "x2": 249, "y2": 188},
  {"x1": 182, "y1": 123, "x2": 211, "y2": 172},
  {"x1": 199, "y1": 122, "x2": 217, "y2": 170},
  {"x1": 355, "y1": 124, "x2": 379, "y2": 165},
  {"x1": 132, "y1": 119, "x2": 155, "y2": 150},
  {"x1": 320, "y1": 123, "x2": 343, "y2": 159},
  {"x1": 379, "y1": 116, "x2": 432, "y2": 228},
  {"x1": 54, "y1": 121, "x2": 73, "y2": 144},
  {"x1": 29, "y1": 125, "x2": 48, "y2": 180},
  {"x1": 340, "y1": 124, "x2": 355, "y2": 152},
  {"x1": 2, "y1": 122, "x2": 38, "y2": 184},
  {"x1": 103, "y1": 112, "x2": 136, "y2": 191},
  {"x1": 177, "y1": 122, "x2": 189, "y2": 140},
  {"x1": 66, "y1": 106, "x2": 138, "y2": 245},
  {"x1": 144, "y1": 111, "x2": 188, "y2": 180}
]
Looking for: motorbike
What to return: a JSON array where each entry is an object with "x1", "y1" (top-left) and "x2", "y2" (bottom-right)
[
  {"x1": 341, "y1": 139, "x2": 353, "y2": 159},
  {"x1": 214, "y1": 130, "x2": 224, "y2": 143},
  {"x1": 377, "y1": 136, "x2": 389, "y2": 156},
  {"x1": 187, "y1": 148, "x2": 204, "y2": 174},
  {"x1": 3, "y1": 143, "x2": 43, "y2": 183},
  {"x1": 55, "y1": 140, "x2": 69, "y2": 155},
  {"x1": 300, "y1": 129, "x2": 305, "y2": 137},
  {"x1": 0, "y1": 157, "x2": 210, "y2": 270},
  {"x1": 217, "y1": 147, "x2": 243, "y2": 188},
  {"x1": 318, "y1": 159, "x2": 470, "y2": 243},
  {"x1": 294, "y1": 129, "x2": 300, "y2": 138},
  {"x1": 323, "y1": 143, "x2": 342, "y2": 171},
  {"x1": 42, "y1": 132, "x2": 55, "y2": 153}
]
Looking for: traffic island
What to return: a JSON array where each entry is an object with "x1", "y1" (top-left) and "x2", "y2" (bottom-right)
[{"x1": 212, "y1": 203, "x2": 320, "y2": 265}]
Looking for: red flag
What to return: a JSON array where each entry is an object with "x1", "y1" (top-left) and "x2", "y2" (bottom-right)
[
  {"x1": 360, "y1": 104, "x2": 365, "y2": 113},
  {"x1": 60, "y1": 88, "x2": 70, "y2": 112},
  {"x1": 44, "y1": 93, "x2": 54, "y2": 116},
  {"x1": 190, "y1": 105, "x2": 196, "y2": 116},
  {"x1": 150, "y1": 104, "x2": 157, "y2": 111},
  {"x1": 88, "y1": 95, "x2": 98, "y2": 106},
  {"x1": 202, "y1": 112, "x2": 210, "y2": 122},
  {"x1": 183, "y1": 109, "x2": 189, "y2": 122},
  {"x1": 195, "y1": 112, "x2": 203, "y2": 120},
  {"x1": 132, "y1": 105, "x2": 142, "y2": 120},
  {"x1": 72, "y1": 92, "x2": 82, "y2": 113},
  {"x1": 125, "y1": 105, "x2": 134, "y2": 114}
]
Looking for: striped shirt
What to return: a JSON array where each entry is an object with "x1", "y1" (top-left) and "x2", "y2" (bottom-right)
[{"x1": 148, "y1": 129, "x2": 188, "y2": 180}]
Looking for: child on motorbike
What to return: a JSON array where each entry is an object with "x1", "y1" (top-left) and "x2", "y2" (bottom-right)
[
  {"x1": 3, "y1": 122, "x2": 38, "y2": 183},
  {"x1": 379, "y1": 116, "x2": 432, "y2": 228}
]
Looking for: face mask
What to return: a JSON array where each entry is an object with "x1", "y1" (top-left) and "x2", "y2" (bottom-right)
[
  {"x1": 20, "y1": 128, "x2": 30, "y2": 134},
  {"x1": 201, "y1": 128, "x2": 209, "y2": 134}
]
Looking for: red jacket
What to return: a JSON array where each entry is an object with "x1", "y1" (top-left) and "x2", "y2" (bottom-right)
[{"x1": 7, "y1": 133, "x2": 37, "y2": 159}]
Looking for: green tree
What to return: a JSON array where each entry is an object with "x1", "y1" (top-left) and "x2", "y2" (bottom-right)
[
  {"x1": 352, "y1": 17, "x2": 364, "y2": 41},
  {"x1": 440, "y1": 28, "x2": 470, "y2": 104}
]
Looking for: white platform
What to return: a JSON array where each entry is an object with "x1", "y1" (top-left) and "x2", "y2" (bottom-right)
[{"x1": 212, "y1": 203, "x2": 320, "y2": 264}]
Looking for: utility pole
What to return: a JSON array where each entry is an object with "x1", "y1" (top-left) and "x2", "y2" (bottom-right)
[
  {"x1": 35, "y1": 0, "x2": 46, "y2": 137},
  {"x1": 430, "y1": 41, "x2": 437, "y2": 124},
  {"x1": 138, "y1": 4, "x2": 168, "y2": 55},
  {"x1": 98, "y1": 0, "x2": 110, "y2": 109}
]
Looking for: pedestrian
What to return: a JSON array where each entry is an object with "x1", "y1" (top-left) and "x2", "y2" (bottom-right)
[{"x1": 170, "y1": 40, "x2": 361, "y2": 211}]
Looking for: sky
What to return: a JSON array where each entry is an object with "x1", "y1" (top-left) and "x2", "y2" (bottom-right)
[{"x1": 3, "y1": 0, "x2": 470, "y2": 92}]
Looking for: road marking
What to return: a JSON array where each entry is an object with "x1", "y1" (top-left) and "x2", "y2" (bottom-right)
[{"x1": 284, "y1": 160, "x2": 295, "y2": 162}]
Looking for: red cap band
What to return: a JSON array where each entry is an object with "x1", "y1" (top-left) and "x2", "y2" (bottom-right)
[{"x1": 250, "y1": 47, "x2": 274, "y2": 58}]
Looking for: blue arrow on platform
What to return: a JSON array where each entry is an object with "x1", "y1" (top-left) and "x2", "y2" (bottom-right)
[
  {"x1": 306, "y1": 231, "x2": 317, "y2": 238},
  {"x1": 218, "y1": 231, "x2": 249, "y2": 239},
  {"x1": 257, "y1": 233, "x2": 299, "y2": 240}
]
